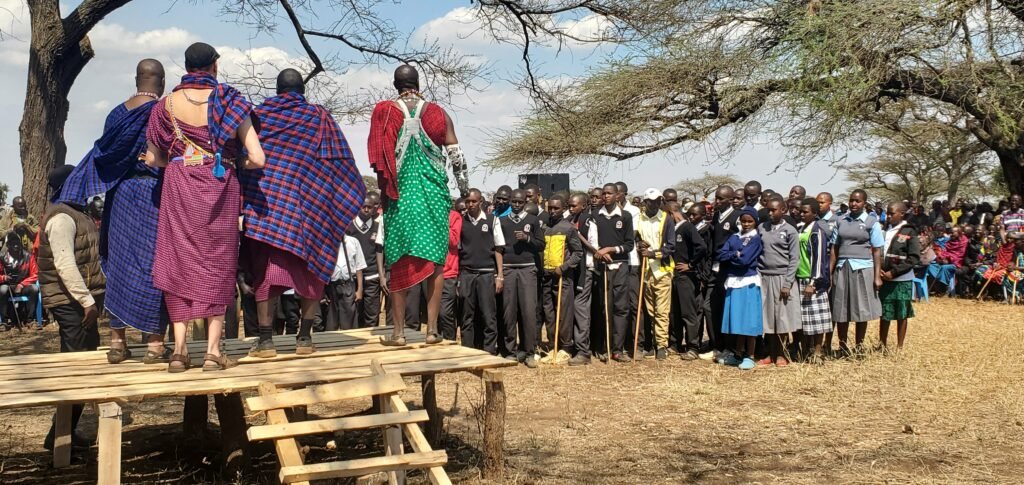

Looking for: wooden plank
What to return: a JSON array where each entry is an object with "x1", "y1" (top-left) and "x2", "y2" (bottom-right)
[
  {"x1": 482, "y1": 370, "x2": 505, "y2": 481},
  {"x1": 247, "y1": 410, "x2": 429, "y2": 441},
  {"x1": 382, "y1": 393, "x2": 406, "y2": 485},
  {"x1": 0, "y1": 333, "x2": 437, "y2": 375},
  {"x1": 259, "y1": 382, "x2": 310, "y2": 485},
  {"x1": 53, "y1": 403, "x2": 72, "y2": 468},
  {"x1": 278, "y1": 451, "x2": 448, "y2": 483},
  {"x1": 97, "y1": 402, "x2": 122, "y2": 485},
  {"x1": 246, "y1": 375, "x2": 407, "y2": 412},
  {"x1": 0, "y1": 327, "x2": 428, "y2": 368},
  {"x1": 7, "y1": 346, "x2": 478, "y2": 395},
  {"x1": 0, "y1": 353, "x2": 515, "y2": 409},
  {"x1": 372, "y1": 361, "x2": 451, "y2": 485}
]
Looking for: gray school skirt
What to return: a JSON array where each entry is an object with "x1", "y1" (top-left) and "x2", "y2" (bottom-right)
[
  {"x1": 761, "y1": 274, "x2": 801, "y2": 334},
  {"x1": 831, "y1": 263, "x2": 882, "y2": 322}
]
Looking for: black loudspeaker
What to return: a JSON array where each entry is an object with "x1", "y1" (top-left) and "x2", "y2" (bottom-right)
[{"x1": 518, "y1": 173, "x2": 570, "y2": 199}]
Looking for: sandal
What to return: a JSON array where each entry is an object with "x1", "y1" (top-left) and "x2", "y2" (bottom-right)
[
  {"x1": 106, "y1": 342, "x2": 132, "y2": 364},
  {"x1": 143, "y1": 347, "x2": 172, "y2": 364},
  {"x1": 379, "y1": 334, "x2": 407, "y2": 347},
  {"x1": 167, "y1": 354, "x2": 190, "y2": 373},
  {"x1": 425, "y1": 332, "x2": 443, "y2": 345},
  {"x1": 202, "y1": 353, "x2": 236, "y2": 372}
]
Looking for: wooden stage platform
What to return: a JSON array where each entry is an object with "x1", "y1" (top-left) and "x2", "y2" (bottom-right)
[{"x1": 0, "y1": 326, "x2": 515, "y2": 484}]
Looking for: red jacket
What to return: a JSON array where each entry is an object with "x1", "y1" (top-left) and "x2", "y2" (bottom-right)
[
  {"x1": 443, "y1": 210, "x2": 462, "y2": 279},
  {"x1": 0, "y1": 250, "x2": 38, "y2": 286}
]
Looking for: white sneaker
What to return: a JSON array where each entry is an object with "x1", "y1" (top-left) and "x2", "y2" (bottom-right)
[
  {"x1": 698, "y1": 350, "x2": 716, "y2": 361},
  {"x1": 555, "y1": 349, "x2": 572, "y2": 364}
]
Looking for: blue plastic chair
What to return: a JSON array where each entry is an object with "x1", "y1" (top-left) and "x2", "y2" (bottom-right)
[
  {"x1": 8, "y1": 285, "x2": 43, "y2": 329},
  {"x1": 911, "y1": 275, "x2": 929, "y2": 303}
]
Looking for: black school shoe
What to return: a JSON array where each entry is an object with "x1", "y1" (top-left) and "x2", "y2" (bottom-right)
[
  {"x1": 568, "y1": 355, "x2": 591, "y2": 366},
  {"x1": 248, "y1": 338, "x2": 278, "y2": 358},
  {"x1": 655, "y1": 348, "x2": 668, "y2": 360}
]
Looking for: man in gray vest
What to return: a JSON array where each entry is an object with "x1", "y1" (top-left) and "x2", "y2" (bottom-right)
[{"x1": 38, "y1": 164, "x2": 106, "y2": 452}]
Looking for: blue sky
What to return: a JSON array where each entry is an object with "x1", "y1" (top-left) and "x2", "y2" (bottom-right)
[{"x1": 0, "y1": 0, "x2": 859, "y2": 200}]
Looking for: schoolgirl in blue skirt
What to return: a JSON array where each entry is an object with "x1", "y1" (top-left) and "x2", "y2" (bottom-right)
[{"x1": 717, "y1": 208, "x2": 763, "y2": 370}]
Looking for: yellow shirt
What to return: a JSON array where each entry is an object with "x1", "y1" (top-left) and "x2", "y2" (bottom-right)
[{"x1": 637, "y1": 210, "x2": 673, "y2": 278}]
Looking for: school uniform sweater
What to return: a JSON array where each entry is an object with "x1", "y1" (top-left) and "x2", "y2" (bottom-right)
[
  {"x1": 499, "y1": 210, "x2": 545, "y2": 267},
  {"x1": 757, "y1": 220, "x2": 799, "y2": 286},
  {"x1": 717, "y1": 230, "x2": 762, "y2": 279},
  {"x1": 797, "y1": 220, "x2": 831, "y2": 291},
  {"x1": 591, "y1": 205, "x2": 634, "y2": 263},
  {"x1": 672, "y1": 220, "x2": 707, "y2": 271},
  {"x1": 346, "y1": 215, "x2": 380, "y2": 277},
  {"x1": 460, "y1": 212, "x2": 505, "y2": 270},
  {"x1": 711, "y1": 206, "x2": 741, "y2": 254}
]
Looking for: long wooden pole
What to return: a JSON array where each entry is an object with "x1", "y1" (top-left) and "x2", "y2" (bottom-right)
[
  {"x1": 975, "y1": 277, "x2": 993, "y2": 301},
  {"x1": 603, "y1": 267, "x2": 611, "y2": 360},
  {"x1": 552, "y1": 275, "x2": 564, "y2": 359},
  {"x1": 632, "y1": 256, "x2": 648, "y2": 363}
]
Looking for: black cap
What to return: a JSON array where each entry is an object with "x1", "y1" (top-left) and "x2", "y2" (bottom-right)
[
  {"x1": 185, "y1": 42, "x2": 220, "y2": 70},
  {"x1": 48, "y1": 164, "x2": 75, "y2": 191}
]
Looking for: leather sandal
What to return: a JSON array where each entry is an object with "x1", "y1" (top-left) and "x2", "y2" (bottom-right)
[
  {"x1": 379, "y1": 334, "x2": 407, "y2": 347},
  {"x1": 202, "y1": 353, "x2": 236, "y2": 372},
  {"x1": 167, "y1": 354, "x2": 190, "y2": 373},
  {"x1": 425, "y1": 332, "x2": 443, "y2": 345},
  {"x1": 143, "y1": 347, "x2": 172, "y2": 364},
  {"x1": 106, "y1": 345, "x2": 132, "y2": 364}
]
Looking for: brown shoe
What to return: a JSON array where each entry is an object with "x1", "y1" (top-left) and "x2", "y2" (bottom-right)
[
  {"x1": 202, "y1": 353, "x2": 236, "y2": 372},
  {"x1": 167, "y1": 354, "x2": 190, "y2": 373},
  {"x1": 379, "y1": 334, "x2": 407, "y2": 346},
  {"x1": 425, "y1": 333, "x2": 443, "y2": 345}
]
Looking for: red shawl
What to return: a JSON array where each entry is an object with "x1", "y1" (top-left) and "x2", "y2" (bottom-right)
[{"x1": 367, "y1": 100, "x2": 448, "y2": 200}]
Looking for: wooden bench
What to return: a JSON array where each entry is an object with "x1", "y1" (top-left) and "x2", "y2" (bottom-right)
[
  {"x1": 246, "y1": 360, "x2": 451, "y2": 485},
  {"x1": 0, "y1": 327, "x2": 514, "y2": 484}
]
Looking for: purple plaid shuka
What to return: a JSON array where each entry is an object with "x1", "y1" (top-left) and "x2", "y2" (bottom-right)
[{"x1": 240, "y1": 92, "x2": 366, "y2": 284}]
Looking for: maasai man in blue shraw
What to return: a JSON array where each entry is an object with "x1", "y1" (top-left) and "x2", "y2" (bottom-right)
[
  {"x1": 58, "y1": 59, "x2": 170, "y2": 365},
  {"x1": 241, "y1": 68, "x2": 365, "y2": 358}
]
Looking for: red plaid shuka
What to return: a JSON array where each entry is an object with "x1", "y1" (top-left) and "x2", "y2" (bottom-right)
[
  {"x1": 241, "y1": 92, "x2": 365, "y2": 284},
  {"x1": 367, "y1": 100, "x2": 448, "y2": 201}
]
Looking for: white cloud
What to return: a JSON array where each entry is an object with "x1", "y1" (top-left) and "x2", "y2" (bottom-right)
[{"x1": 89, "y1": 24, "x2": 194, "y2": 55}]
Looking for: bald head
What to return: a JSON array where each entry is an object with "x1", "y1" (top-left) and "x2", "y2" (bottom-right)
[
  {"x1": 135, "y1": 58, "x2": 165, "y2": 95},
  {"x1": 394, "y1": 64, "x2": 419, "y2": 93},
  {"x1": 276, "y1": 68, "x2": 305, "y2": 95}
]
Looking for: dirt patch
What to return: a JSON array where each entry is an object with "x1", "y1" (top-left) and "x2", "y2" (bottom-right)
[{"x1": 1, "y1": 298, "x2": 1022, "y2": 483}]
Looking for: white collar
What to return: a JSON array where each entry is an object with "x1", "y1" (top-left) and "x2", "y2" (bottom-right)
[
  {"x1": 598, "y1": 205, "x2": 623, "y2": 218},
  {"x1": 467, "y1": 210, "x2": 489, "y2": 223}
]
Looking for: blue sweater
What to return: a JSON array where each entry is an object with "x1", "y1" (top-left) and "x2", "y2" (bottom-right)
[{"x1": 717, "y1": 231, "x2": 762, "y2": 278}]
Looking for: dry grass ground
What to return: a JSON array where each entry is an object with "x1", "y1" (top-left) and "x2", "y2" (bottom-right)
[{"x1": 0, "y1": 298, "x2": 1022, "y2": 484}]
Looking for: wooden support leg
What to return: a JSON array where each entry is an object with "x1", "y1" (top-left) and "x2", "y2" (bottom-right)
[
  {"x1": 53, "y1": 403, "x2": 72, "y2": 468},
  {"x1": 421, "y1": 373, "x2": 441, "y2": 447},
  {"x1": 97, "y1": 402, "x2": 123, "y2": 485},
  {"x1": 183, "y1": 395, "x2": 208, "y2": 438},
  {"x1": 482, "y1": 370, "x2": 505, "y2": 481},
  {"x1": 213, "y1": 393, "x2": 250, "y2": 477},
  {"x1": 381, "y1": 393, "x2": 406, "y2": 485}
]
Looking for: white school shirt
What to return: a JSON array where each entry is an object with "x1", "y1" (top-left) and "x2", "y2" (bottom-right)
[{"x1": 332, "y1": 235, "x2": 368, "y2": 282}]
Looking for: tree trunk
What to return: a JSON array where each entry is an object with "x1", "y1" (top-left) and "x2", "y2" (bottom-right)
[
  {"x1": 18, "y1": 1, "x2": 97, "y2": 217},
  {"x1": 996, "y1": 150, "x2": 1024, "y2": 197}
]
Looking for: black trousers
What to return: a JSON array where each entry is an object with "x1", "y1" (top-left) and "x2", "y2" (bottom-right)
[
  {"x1": 459, "y1": 270, "x2": 498, "y2": 354},
  {"x1": 325, "y1": 280, "x2": 358, "y2": 330},
  {"x1": 224, "y1": 289, "x2": 258, "y2": 339},
  {"x1": 673, "y1": 272, "x2": 703, "y2": 350},
  {"x1": 699, "y1": 277, "x2": 715, "y2": 350},
  {"x1": 439, "y1": 278, "x2": 460, "y2": 340},
  {"x1": 593, "y1": 264, "x2": 630, "y2": 354},
  {"x1": 573, "y1": 269, "x2": 593, "y2": 357},
  {"x1": 627, "y1": 264, "x2": 640, "y2": 345},
  {"x1": 542, "y1": 271, "x2": 575, "y2": 352},
  {"x1": 359, "y1": 274, "x2": 383, "y2": 327},
  {"x1": 275, "y1": 294, "x2": 300, "y2": 335},
  {"x1": 47, "y1": 295, "x2": 103, "y2": 442},
  {"x1": 710, "y1": 270, "x2": 732, "y2": 351},
  {"x1": 1, "y1": 284, "x2": 40, "y2": 326},
  {"x1": 502, "y1": 266, "x2": 539, "y2": 356}
]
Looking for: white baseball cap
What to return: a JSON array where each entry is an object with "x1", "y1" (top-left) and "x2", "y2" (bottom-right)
[{"x1": 643, "y1": 188, "x2": 661, "y2": 201}]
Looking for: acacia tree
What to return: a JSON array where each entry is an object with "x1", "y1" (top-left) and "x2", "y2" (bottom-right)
[
  {"x1": 675, "y1": 171, "x2": 741, "y2": 200},
  {"x1": 489, "y1": 0, "x2": 1024, "y2": 196},
  {"x1": 845, "y1": 105, "x2": 995, "y2": 202},
  {"x1": 9, "y1": 0, "x2": 633, "y2": 215}
]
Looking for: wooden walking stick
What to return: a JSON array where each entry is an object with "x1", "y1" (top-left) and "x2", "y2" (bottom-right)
[
  {"x1": 975, "y1": 277, "x2": 993, "y2": 301},
  {"x1": 604, "y1": 267, "x2": 611, "y2": 360},
  {"x1": 552, "y1": 274, "x2": 564, "y2": 360},
  {"x1": 632, "y1": 256, "x2": 648, "y2": 363}
]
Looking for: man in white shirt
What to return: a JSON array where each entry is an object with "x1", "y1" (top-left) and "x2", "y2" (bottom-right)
[
  {"x1": 324, "y1": 234, "x2": 367, "y2": 330},
  {"x1": 615, "y1": 181, "x2": 643, "y2": 355}
]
